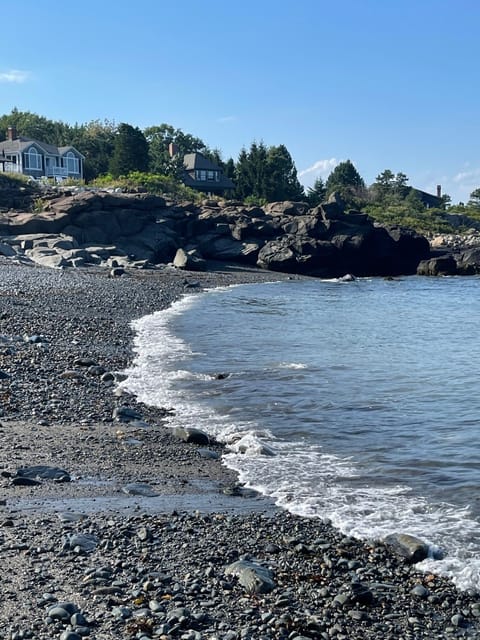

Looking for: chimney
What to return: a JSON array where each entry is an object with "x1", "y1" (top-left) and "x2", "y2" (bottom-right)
[
  {"x1": 7, "y1": 125, "x2": 17, "y2": 141},
  {"x1": 168, "y1": 142, "x2": 179, "y2": 158},
  {"x1": 436, "y1": 184, "x2": 442, "y2": 198}
]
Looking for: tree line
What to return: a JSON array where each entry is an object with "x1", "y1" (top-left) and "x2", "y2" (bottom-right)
[{"x1": 2, "y1": 108, "x2": 480, "y2": 232}]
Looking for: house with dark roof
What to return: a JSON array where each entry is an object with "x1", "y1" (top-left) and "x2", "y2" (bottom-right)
[
  {"x1": 0, "y1": 126, "x2": 84, "y2": 182},
  {"x1": 168, "y1": 143, "x2": 234, "y2": 195},
  {"x1": 409, "y1": 185, "x2": 443, "y2": 209}
]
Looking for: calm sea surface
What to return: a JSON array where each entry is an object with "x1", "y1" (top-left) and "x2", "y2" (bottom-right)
[{"x1": 122, "y1": 276, "x2": 480, "y2": 591}]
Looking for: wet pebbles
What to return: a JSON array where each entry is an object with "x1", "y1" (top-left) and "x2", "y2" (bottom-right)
[
  {"x1": 0, "y1": 260, "x2": 479, "y2": 638},
  {"x1": 1, "y1": 510, "x2": 480, "y2": 639}
]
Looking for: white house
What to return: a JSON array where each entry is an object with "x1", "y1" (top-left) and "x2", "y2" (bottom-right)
[{"x1": 0, "y1": 126, "x2": 84, "y2": 181}]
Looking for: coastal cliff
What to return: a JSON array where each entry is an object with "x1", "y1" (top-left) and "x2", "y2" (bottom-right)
[{"x1": 0, "y1": 190, "x2": 432, "y2": 277}]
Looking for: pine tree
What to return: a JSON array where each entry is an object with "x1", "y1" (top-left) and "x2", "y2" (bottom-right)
[
  {"x1": 306, "y1": 177, "x2": 327, "y2": 207},
  {"x1": 109, "y1": 123, "x2": 149, "y2": 177},
  {"x1": 325, "y1": 160, "x2": 366, "y2": 207},
  {"x1": 265, "y1": 145, "x2": 305, "y2": 201}
]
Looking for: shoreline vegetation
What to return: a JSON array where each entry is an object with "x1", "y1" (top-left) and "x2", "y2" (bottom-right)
[{"x1": 0, "y1": 260, "x2": 479, "y2": 638}]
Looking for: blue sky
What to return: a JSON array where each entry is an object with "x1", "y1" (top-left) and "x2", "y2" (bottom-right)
[{"x1": 2, "y1": 0, "x2": 479, "y2": 203}]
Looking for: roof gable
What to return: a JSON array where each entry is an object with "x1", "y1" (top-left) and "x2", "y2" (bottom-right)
[
  {"x1": 183, "y1": 152, "x2": 223, "y2": 171},
  {"x1": 0, "y1": 137, "x2": 84, "y2": 158}
]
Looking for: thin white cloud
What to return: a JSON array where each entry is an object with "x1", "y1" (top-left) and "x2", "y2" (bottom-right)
[
  {"x1": 445, "y1": 167, "x2": 480, "y2": 202},
  {"x1": 298, "y1": 157, "x2": 338, "y2": 181},
  {"x1": 0, "y1": 69, "x2": 31, "y2": 83},
  {"x1": 453, "y1": 168, "x2": 480, "y2": 185},
  {"x1": 217, "y1": 115, "x2": 237, "y2": 123}
]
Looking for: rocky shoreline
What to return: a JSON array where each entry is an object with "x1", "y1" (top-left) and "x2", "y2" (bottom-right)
[{"x1": 0, "y1": 260, "x2": 479, "y2": 639}]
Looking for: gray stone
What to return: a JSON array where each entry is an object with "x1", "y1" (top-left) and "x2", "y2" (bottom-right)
[
  {"x1": 383, "y1": 533, "x2": 429, "y2": 563},
  {"x1": 173, "y1": 248, "x2": 206, "y2": 271},
  {"x1": 11, "y1": 476, "x2": 42, "y2": 486},
  {"x1": 172, "y1": 426, "x2": 210, "y2": 445},
  {"x1": 225, "y1": 560, "x2": 276, "y2": 594},
  {"x1": 113, "y1": 405, "x2": 143, "y2": 422},
  {"x1": 87, "y1": 365, "x2": 106, "y2": 376},
  {"x1": 0, "y1": 242, "x2": 17, "y2": 257},
  {"x1": 64, "y1": 533, "x2": 98, "y2": 552},
  {"x1": 16, "y1": 465, "x2": 70, "y2": 482},
  {"x1": 112, "y1": 606, "x2": 132, "y2": 619},
  {"x1": 411, "y1": 584, "x2": 429, "y2": 598},
  {"x1": 451, "y1": 613, "x2": 465, "y2": 627},
  {"x1": 60, "y1": 632, "x2": 82, "y2": 640},
  {"x1": 197, "y1": 448, "x2": 220, "y2": 460},
  {"x1": 122, "y1": 482, "x2": 159, "y2": 497},
  {"x1": 48, "y1": 606, "x2": 71, "y2": 622},
  {"x1": 110, "y1": 266, "x2": 126, "y2": 277}
]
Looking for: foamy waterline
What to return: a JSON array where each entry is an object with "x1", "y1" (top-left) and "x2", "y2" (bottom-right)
[{"x1": 121, "y1": 285, "x2": 480, "y2": 592}]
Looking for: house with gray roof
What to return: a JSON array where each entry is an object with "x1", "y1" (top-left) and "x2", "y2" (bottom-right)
[
  {"x1": 168, "y1": 143, "x2": 234, "y2": 195},
  {"x1": 0, "y1": 126, "x2": 84, "y2": 182},
  {"x1": 182, "y1": 152, "x2": 235, "y2": 194}
]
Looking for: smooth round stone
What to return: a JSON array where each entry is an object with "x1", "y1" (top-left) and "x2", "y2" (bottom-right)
[
  {"x1": 47, "y1": 606, "x2": 71, "y2": 622},
  {"x1": 451, "y1": 613, "x2": 465, "y2": 627},
  {"x1": 60, "y1": 632, "x2": 82, "y2": 640},
  {"x1": 149, "y1": 599, "x2": 163, "y2": 612},
  {"x1": 411, "y1": 584, "x2": 429, "y2": 598},
  {"x1": 71, "y1": 612, "x2": 88, "y2": 626},
  {"x1": 111, "y1": 606, "x2": 132, "y2": 619},
  {"x1": 348, "y1": 610, "x2": 367, "y2": 621},
  {"x1": 333, "y1": 593, "x2": 349, "y2": 606}
]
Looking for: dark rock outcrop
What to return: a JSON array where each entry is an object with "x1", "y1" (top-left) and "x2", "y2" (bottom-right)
[
  {"x1": 417, "y1": 254, "x2": 458, "y2": 276},
  {"x1": 455, "y1": 247, "x2": 480, "y2": 275},
  {"x1": 0, "y1": 189, "x2": 432, "y2": 277}
]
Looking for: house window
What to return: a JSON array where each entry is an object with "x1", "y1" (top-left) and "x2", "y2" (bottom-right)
[
  {"x1": 207, "y1": 171, "x2": 215, "y2": 181},
  {"x1": 65, "y1": 151, "x2": 79, "y2": 174},
  {"x1": 195, "y1": 169, "x2": 207, "y2": 181},
  {"x1": 24, "y1": 147, "x2": 42, "y2": 170}
]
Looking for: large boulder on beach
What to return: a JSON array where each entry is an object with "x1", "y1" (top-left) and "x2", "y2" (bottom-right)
[
  {"x1": 455, "y1": 247, "x2": 480, "y2": 274},
  {"x1": 225, "y1": 559, "x2": 276, "y2": 593},
  {"x1": 173, "y1": 247, "x2": 207, "y2": 271},
  {"x1": 417, "y1": 254, "x2": 457, "y2": 276},
  {"x1": 383, "y1": 533, "x2": 429, "y2": 563},
  {"x1": 172, "y1": 426, "x2": 210, "y2": 445},
  {"x1": 16, "y1": 465, "x2": 71, "y2": 482}
]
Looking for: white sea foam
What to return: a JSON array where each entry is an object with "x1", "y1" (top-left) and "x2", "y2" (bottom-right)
[
  {"x1": 277, "y1": 362, "x2": 307, "y2": 369},
  {"x1": 120, "y1": 285, "x2": 480, "y2": 593}
]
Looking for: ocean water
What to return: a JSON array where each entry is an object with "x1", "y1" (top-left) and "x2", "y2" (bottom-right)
[{"x1": 122, "y1": 276, "x2": 480, "y2": 591}]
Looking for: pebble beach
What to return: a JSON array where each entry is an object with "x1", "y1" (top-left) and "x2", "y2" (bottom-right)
[{"x1": 0, "y1": 259, "x2": 479, "y2": 640}]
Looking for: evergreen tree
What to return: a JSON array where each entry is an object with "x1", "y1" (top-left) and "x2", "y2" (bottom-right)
[
  {"x1": 370, "y1": 169, "x2": 410, "y2": 205},
  {"x1": 234, "y1": 147, "x2": 254, "y2": 200},
  {"x1": 234, "y1": 141, "x2": 303, "y2": 202},
  {"x1": 109, "y1": 123, "x2": 149, "y2": 177},
  {"x1": 224, "y1": 157, "x2": 235, "y2": 181},
  {"x1": 325, "y1": 160, "x2": 366, "y2": 207},
  {"x1": 306, "y1": 176, "x2": 327, "y2": 207},
  {"x1": 469, "y1": 188, "x2": 480, "y2": 208},
  {"x1": 265, "y1": 144, "x2": 304, "y2": 201}
]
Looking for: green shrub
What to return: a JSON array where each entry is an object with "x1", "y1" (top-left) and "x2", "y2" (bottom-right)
[
  {"x1": 363, "y1": 203, "x2": 458, "y2": 235},
  {"x1": 244, "y1": 194, "x2": 268, "y2": 207},
  {"x1": 92, "y1": 171, "x2": 202, "y2": 202}
]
